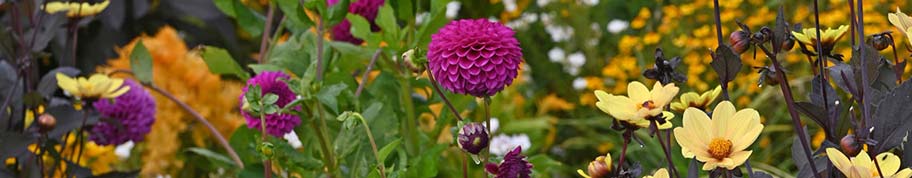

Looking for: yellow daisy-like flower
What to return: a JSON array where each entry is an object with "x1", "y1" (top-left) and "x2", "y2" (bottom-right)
[
  {"x1": 56, "y1": 73, "x2": 130, "y2": 100},
  {"x1": 888, "y1": 8, "x2": 912, "y2": 46},
  {"x1": 594, "y1": 81, "x2": 679, "y2": 129},
  {"x1": 643, "y1": 168, "x2": 670, "y2": 178},
  {"x1": 43, "y1": 0, "x2": 110, "y2": 17},
  {"x1": 673, "y1": 101, "x2": 763, "y2": 170},
  {"x1": 577, "y1": 153, "x2": 612, "y2": 178},
  {"x1": 826, "y1": 148, "x2": 912, "y2": 178},
  {"x1": 791, "y1": 25, "x2": 849, "y2": 54},
  {"x1": 670, "y1": 85, "x2": 722, "y2": 112}
]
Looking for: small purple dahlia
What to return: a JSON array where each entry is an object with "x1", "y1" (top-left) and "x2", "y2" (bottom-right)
[
  {"x1": 428, "y1": 19, "x2": 523, "y2": 97},
  {"x1": 485, "y1": 147, "x2": 533, "y2": 178},
  {"x1": 329, "y1": 0, "x2": 385, "y2": 44},
  {"x1": 90, "y1": 79, "x2": 156, "y2": 146},
  {"x1": 240, "y1": 71, "x2": 301, "y2": 137},
  {"x1": 457, "y1": 122, "x2": 489, "y2": 154}
]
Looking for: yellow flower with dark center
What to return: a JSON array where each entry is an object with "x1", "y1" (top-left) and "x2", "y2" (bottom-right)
[
  {"x1": 826, "y1": 148, "x2": 912, "y2": 178},
  {"x1": 674, "y1": 101, "x2": 763, "y2": 170},
  {"x1": 594, "y1": 81, "x2": 678, "y2": 129},
  {"x1": 670, "y1": 85, "x2": 722, "y2": 112},
  {"x1": 791, "y1": 25, "x2": 849, "y2": 54},
  {"x1": 43, "y1": 0, "x2": 110, "y2": 17},
  {"x1": 577, "y1": 153, "x2": 611, "y2": 178},
  {"x1": 56, "y1": 73, "x2": 130, "y2": 100},
  {"x1": 888, "y1": 8, "x2": 912, "y2": 46},
  {"x1": 643, "y1": 168, "x2": 670, "y2": 178}
]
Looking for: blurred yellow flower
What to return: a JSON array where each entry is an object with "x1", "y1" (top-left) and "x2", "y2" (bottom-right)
[
  {"x1": 43, "y1": 0, "x2": 110, "y2": 17},
  {"x1": 674, "y1": 101, "x2": 763, "y2": 170},
  {"x1": 56, "y1": 73, "x2": 130, "y2": 100},
  {"x1": 792, "y1": 25, "x2": 849, "y2": 54},
  {"x1": 577, "y1": 153, "x2": 611, "y2": 178},
  {"x1": 670, "y1": 85, "x2": 721, "y2": 112},
  {"x1": 594, "y1": 81, "x2": 678, "y2": 129},
  {"x1": 643, "y1": 168, "x2": 670, "y2": 178},
  {"x1": 538, "y1": 93, "x2": 575, "y2": 114},
  {"x1": 888, "y1": 7, "x2": 912, "y2": 46},
  {"x1": 826, "y1": 148, "x2": 912, "y2": 178}
]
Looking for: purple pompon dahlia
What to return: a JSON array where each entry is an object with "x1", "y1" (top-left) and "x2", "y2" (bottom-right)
[
  {"x1": 427, "y1": 19, "x2": 523, "y2": 97},
  {"x1": 457, "y1": 122, "x2": 489, "y2": 154},
  {"x1": 485, "y1": 147, "x2": 533, "y2": 178},
  {"x1": 329, "y1": 0, "x2": 385, "y2": 44},
  {"x1": 240, "y1": 71, "x2": 301, "y2": 137},
  {"x1": 90, "y1": 79, "x2": 156, "y2": 146}
]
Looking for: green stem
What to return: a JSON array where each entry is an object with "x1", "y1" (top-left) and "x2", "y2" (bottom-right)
[
  {"x1": 483, "y1": 96, "x2": 492, "y2": 177},
  {"x1": 311, "y1": 102, "x2": 336, "y2": 176},
  {"x1": 259, "y1": 102, "x2": 272, "y2": 178},
  {"x1": 360, "y1": 117, "x2": 387, "y2": 178},
  {"x1": 398, "y1": 75, "x2": 418, "y2": 155}
]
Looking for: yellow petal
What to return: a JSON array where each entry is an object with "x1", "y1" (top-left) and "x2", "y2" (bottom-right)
[
  {"x1": 670, "y1": 102, "x2": 687, "y2": 112},
  {"x1": 729, "y1": 109, "x2": 762, "y2": 151},
  {"x1": 627, "y1": 81, "x2": 650, "y2": 103},
  {"x1": 682, "y1": 108, "x2": 712, "y2": 146},
  {"x1": 711, "y1": 101, "x2": 736, "y2": 137},
  {"x1": 650, "y1": 82, "x2": 679, "y2": 107},
  {"x1": 827, "y1": 148, "x2": 855, "y2": 176},
  {"x1": 56, "y1": 73, "x2": 80, "y2": 95},
  {"x1": 681, "y1": 146, "x2": 695, "y2": 158},
  {"x1": 722, "y1": 150, "x2": 752, "y2": 170},
  {"x1": 105, "y1": 78, "x2": 125, "y2": 93},
  {"x1": 103, "y1": 86, "x2": 131, "y2": 98},
  {"x1": 701, "y1": 86, "x2": 723, "y2": 104},
  {"x1": 875, "y1": 152, "x2": 901, "y2": 177},
  {"x1": 656, "y1": 111, "x2": 675, "y2": 130},
  {"x1": 577, "y1": 169, "x2": 592, "y2": 178},
  {"x1": 893, "y1": 168, "x2": 912, "y2": 178},
  {"x1": 645, "y1": 168, "x2": 669, "y2": 178},
  {"x1": 701, "y1": 159, "x2": 720, "y2": 170},
  {"x1": 674, "y1": 127, "x2": 712, "y2": 161},
  {"x1": 791, "y1": 31, "x2": 814, "y2": 47},
  {"x1": 852, "y1": 150, "x2": 874, "y2": 171},
  {"x1": 595, "y1": 90, "x2": 638, "y2": 121}
]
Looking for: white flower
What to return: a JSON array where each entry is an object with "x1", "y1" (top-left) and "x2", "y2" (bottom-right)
[
  {"x1": 540, "y1": 13, "x2": 554, "y2": 26},
  {"x1": 445, "y1": 1, "x2": 461, "y2": 19},
  {"x1": 114, "y1": 141, "x2": 135, "y2": 160},
  {"x1": 573, "y1": 78, "x2": 588, "y2": 90},
  {"x1": 545, "y1": 25, "x2": 573, "y2": 42},
  {"x1": 284, "y1": 131, "x2": 303, "y2": 149},
  {"x1": 579, "y1": 0, "x2": 599, "y2": 6},
  {"x1": 489, "y1": 134, "x2": 532, "y2": 156},
  {"x1": 548, "y1": 47, "x2": 565, "y2": 62},
  {"x1": 521, "y1": 13, "x2": 538, "y2": 23},
  {"x1": 537, "y1": 0, "x2": 553, "y2": 7},
  {"x1": 607, "y1": 19, "x2": 629, "y2": 34},
  {"x1": 503, "y1": 0, "x2": 517, "y2": 12},
  {"x1": 415, "y1": 12, "x2": 429, "y2": 24},
  {"x1": 567, "y1": 52, "x2": 586, "y2": 67},
  {"x1": 485, "y1": 118, "x2": 500, "y2": 133}
]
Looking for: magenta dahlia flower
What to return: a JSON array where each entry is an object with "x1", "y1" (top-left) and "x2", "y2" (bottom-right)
[
  {"x1": 240, "y1": 71, "x2": 301, "y2": 137},
  {"x1": 90, "y1": 79, "x2": 156, "y2": 146},
  {"x1": 329, "y1": 0, "x2": 384, "y2": 44},
  {"x1": 427, "y1": 19, "x2": 523, "y2": 97},
  {"x1": 485, "y1": 147, "x2": 533, "y2": 178},
  {"x1": 457, "y1": 122, "x2": 489, "y2": 154}
]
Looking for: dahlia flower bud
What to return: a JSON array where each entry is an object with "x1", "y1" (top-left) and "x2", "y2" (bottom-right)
[
  {"x1": 781, "y1": 35, "x2": 796, "y2": 51},
  {"x1": 586, "y1": 154, "x2": 613, "y2": 178},
  {"x1": 840, "y1": 134, "x2": 862, "y2": 157},
  {"x1": 729, "y1": 30, "x2": 751, "y2": 54},
  {"x1": 37, "y1": 114, "x2": 56, "y2": 133},
  {"x1": 869, "y1": 33, "x2": 891, "y2": 51},
  {"x1": 428, "y1": 19, "x2": 523, "y2": 97},
  {"x1": 485, "y1": 147, "x2": 533, "y2": 178},
  {"x1": 458, "y1": 122, "x2": 490, "y2": 154},
  {"x1": 240, "y1": 71, "x2": 301, "y2": 137},
  {"x1": 90, "y1": 79, "x2": 156, "y2": 145}
]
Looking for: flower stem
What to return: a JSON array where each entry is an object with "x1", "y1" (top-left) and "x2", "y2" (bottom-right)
[
  {"x1": 483, "y1": 96, "x2": 492, "y2": 177},
  {"x1": 310, "y1": 116, "x2": 336, "y2": 176},
  {"x1": 258, "y1": 102, "x2": 272, "y2": 178},
  {"x1": 712, "y1": 0, "x2": 730, "y2": 100},
  {"x1": 314, "y1": 101, "x2": 337, "y2": 174},
  {"x1": 359, "y1": 117, "x2": 387, "y2": 178},
  {"x1": 462, "y1": 152, "x2": 469, "y2": 178},
  {"x1": 652, "y1": 120, "x2": 679, "y2": 178},
  {"x1": 355, "y1": 49, "x2": 383, "y2": 97},
  {"x1": 618, "y1": 128, "x2": 632, "y2": 171},
  {"x1": 757, "y1": 45, "x2": 821, "y2": 178},
  {"x1": 812, "y1": 0, "x2": 830, "y2": 116},
  {"x1": 316, "y1": 18, "x2": 326, "y2": 81},
  {"x1": 398, "y1": 74, "x2": 418, "y2": 156},
  {"x1": 258, "y1": 2, "x2": 276, "y2": 64},
  {"x1": 426, "y1": 64, "x2": 463, "y2": 121}
]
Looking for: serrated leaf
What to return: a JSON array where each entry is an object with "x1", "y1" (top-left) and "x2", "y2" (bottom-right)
[
  {"x1": 0, "y1": 132, "x2": 36, "y2": 159},
  {"x1": 377, "y1": 138, "x2": 401, "y2": 162},
  {"x1": 850, "y1": 45, "x2": 882, "y2": 88},
  {"x1": 347, "y1": 13, "x2": 373, "y2": 40},
  {"x1": 711, "y1": 45, "x2": 742, "y2": 84},
  {"x1": 828, "y1": 63, "x2": 855, "y2": 95},
  {"x1": 903, "y1": 139, "x2": 912, "y2": 168},
  {"x1": 130, "y1": 42, "x2": 154, "y2": 83},
  {"x1": 186, "y1": 147, "x2": 237, "y2": 167},
  {"x1": 200, "y1": 46, "x2": 251, "y2": 80},
  {"x1": 871, "y1": 78, "x2": 912, "y2": 152},
  {"x1": 317, "y1": 83, "x2": 349, "y2": 113}
]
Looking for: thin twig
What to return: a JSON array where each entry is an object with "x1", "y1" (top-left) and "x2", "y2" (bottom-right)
[
  {"x1": 712, "y1": 0, "x2": 730, "y2": 100},
  {"x1": 316, "y1": 18, "x2": 326, "y2": 81},
  {"x1": 652, "y1": 120, "x2": 679, "y2": 178},
  {"x1": 258, "y1": 3, "x2": 276, "y2": 64},
  {"x1": 812, "y1": 0, "x2": 830, "y2": 139},
  {"x1": 855, "y1": 1, "x2": 883, "y2": 175},
  {"x1": 425, "y1": 64, "x2": 463, "y2": 121},
  {"x1": 355, "y1": 49, "x2": 383, "y2": 97},
  {"x1": 360, "y1": 117, "x2": 387, "y2": 178}
]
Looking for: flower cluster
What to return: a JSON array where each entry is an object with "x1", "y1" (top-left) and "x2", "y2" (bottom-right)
[{"x1": 91, "y1": 79, "x2": 156, "y2": 145}]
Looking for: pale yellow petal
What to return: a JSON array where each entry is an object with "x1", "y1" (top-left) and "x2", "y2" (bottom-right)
[
  {"x1": 875, "y1": 152, "x2": 901, "y2": 177},
  {"x1": 656, "y1": 111, "x2": 674, "y2": 130},
  {"x1": 681, "y1": 146, "x2": 695, "y2": 158},
  {"x1": 56, "y1": 73, "x2": 80, "y2": 95},
  {"x1": 827, "y1": 148, "x2": 855, "y2": 176},
  {"x1": 627, "y1": 81, "x2": 650, "y2": 103},
  {"x1": 701, "y1": 159, "x2": 720, "y2": 170},
  {"x1": 730, "y1": 109, "x2": 762, "y2": 151},
  {"x1": 721, "y1": 150, "x2": 751, "y2": 170},
  {"x1": 646, "y1": 168, "x2": 669, "y2": 178},
  {"x1": 701, "y1": 86, "x2": 723, "y2": 104},
  {"x1": 650, "y1": 82, "x2": 679, "y2": 107},
  {"x1": 674, "y1": 127, "x2": 712, "y2": 161},
  {"x1": 103, "y1": 86, "x2": 130, "y2": 98},
  {"x1": 671, "y1": 102, "x2": 687, "y2": 112},
  {"x1": 106, "y1": 78, "x2": 125, "y2": 93},
  {"x1": 852, "y1": 150, "x2": 875, "y2": 171},
  {"x1": 595, "y1": 91, "x2": 638, "y2": 121},
  {"x1": 893, "y1": 168, "x2": 912, "y2": 178},
  {"x1": 711, "y1": 101, "x2": 736, "y2": 138},
  {"x1": 604, "y1": 153, "x2": 612, "y2": 169},
  {"x1": 682, "y1": 108, "x2": 712, "y2": 145},
  {"x1": 577, "y1": 169, "x2": 592, "y2": 178},
  {"x1": 680, "y1": 92, "x2": 701, "y2": 107}
]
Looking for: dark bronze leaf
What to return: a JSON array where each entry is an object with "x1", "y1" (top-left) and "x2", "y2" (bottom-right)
[
  {"x1": 711, "y1": 45, "x2": 742, "y2": 84},
  {"x1": 871, "y1": 78, "x2": 912, "y2": 153}
]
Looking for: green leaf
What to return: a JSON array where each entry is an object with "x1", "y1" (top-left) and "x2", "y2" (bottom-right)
[
  {"x1": 248, "y1": 64, "x2": 284, "y2": 74},
  {"x1": 214, "y1": 0, "x2": 265, "y2": 36},
  {"x1": 325, "y1": 0, "x2": 350, "y2": 26},
  {"x1": 316, "y1": 83, "x2": 349, "y2": 113},
  {"x1": 377, "y1": 138, "x2": 401, "y2": 162},
  {"x1": 376, "y1": 4, "x2": 399, "y2": 49},
  {"x1": 275, "y1": 0, "x2": 313, "y2": 33},
  {"x1": 262, "y1": 94, "x2": 279, "y2": 105},
  {"x1": 129, "y1": 42, "x2": 153, "y2": 83},
  {"x1": 200, "y1": 46, "x2": 251, "y2": 80},
  {"x1": 186, "y1": 147, "x2": 237, "y2": 167},
  {"x1": 346, "y1": 14, "x2": 372, "y2": 40},
  {"x1": 414, "y1": 0, "x2": 450, "y2": 47},
  {"x1": 395, "y1": 0, "x2": 413, "y2": 22}
]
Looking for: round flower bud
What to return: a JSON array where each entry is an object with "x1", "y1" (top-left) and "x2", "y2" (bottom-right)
[
  {"x1": 729, "y1": 30, "x2": 751, "y2": 54},
  {"x1": 781, "y1": 35, "x2": 796, "y2": 51},
  {"x1": 869, "y1": 34, "x2": 890, "y2": 51},
  {"x1": 457, "y1": 122, "x2": 490, "y2": 154},
  {"x1": 428, "y1": 19, "x2": 523, "y2": 97},
  {"x1": 840, "y1": 134, "x2": 861, "y2": 157},
  {"x1": 586, "y1": 155, "x2": 612, "y2": 178},
  {"x1": 37, "y1": 114, "x2": 56, "y2": 133}
]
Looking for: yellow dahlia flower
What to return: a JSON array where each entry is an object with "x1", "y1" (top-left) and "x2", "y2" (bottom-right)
[
  {"x1": 888, "y1": 8, "x2": 912, "y2": 46},
  {"x1": 594, "y1": 81, "x2": 678, "y2": 129},
  {"x1": 670, "y1": 85, "x2": 722, "y2": 112},
  {"x1": 43, "y1": 0, "x2": 110, "y2": 17},
  {"x1": 643, "y1": 168, "x2": 670, "y2": 178},
  {"x1": 674, "y1": 101, "x2": 763, "y2": 170},
  {"x1": 577, "y1": 153, "x2": 612, "y2": 178},
  {"x1": 791, "y1": 25, "x2": 849, "y2": 54},
  {"x1": 826, "y1": 148, "x2": 912, "y2": 178},
  {"x1": 56, "y1": 73, "x2": 130, "y2": 100}
]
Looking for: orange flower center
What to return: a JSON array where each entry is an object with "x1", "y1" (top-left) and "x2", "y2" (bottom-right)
[
  {"x1": 640, "y1": 100, "x2": 657, "y2": 110},
  {"x1": 708, "y1": 138, "x2": 733, "y2": 160}
]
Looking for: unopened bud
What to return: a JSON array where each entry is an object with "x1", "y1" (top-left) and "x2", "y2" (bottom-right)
[
  {"x1": 730, "y1": 31, "x2": 751, "y2": 54},
  {"x1": 402, "y1": 49, "x2": 426, "y2": 74},
  {"x1": 37, "y1": 114, "x2": 56, "y2": 133},
  {"x1": 840, "y1": 134, "x2": 862, "y2": 157},
  {"x1": 781, "y1": 35, "x2": 796, "y2": 51},
  {"x1": 586, "y1": 154, "x2": 612, "y2": 178},
  {"x1": 457, "y1": 122, "x2": 489, "y2": 155},
  {"x1": 869, "y1": 34, "x2": 890, "y2": 51}
]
